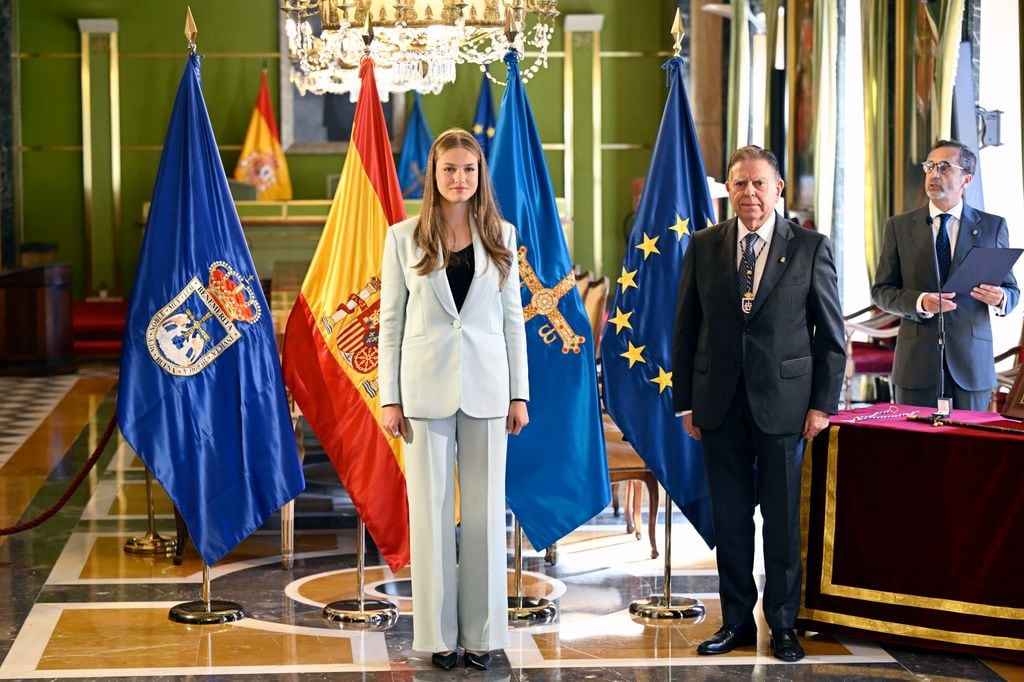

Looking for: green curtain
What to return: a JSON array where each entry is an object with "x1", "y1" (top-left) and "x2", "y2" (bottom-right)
[
  {"x1": 934, "y1": 0, "x2": 965, "y2": 140},
  {"x1": 727, "y1": 0, "x2": 752, "y2": 158},
  {"x1": 861, "y1": 0, "x2": 890, "y2": 284},
  {"x1": 812, "y1": 2, "x2": 838, "y2": 240},
  {"x1": 763, "y1": 0, "x2": 782, "y2": 146}
]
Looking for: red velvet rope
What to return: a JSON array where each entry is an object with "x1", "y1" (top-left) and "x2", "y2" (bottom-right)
[{"x1": 0, "y1": 412, "x2": 118, "y2": 535}]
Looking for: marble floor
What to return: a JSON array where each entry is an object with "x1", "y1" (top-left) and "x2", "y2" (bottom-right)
[{"x1": 0, "y1": 369, "x2": 1021, "y2": 681}]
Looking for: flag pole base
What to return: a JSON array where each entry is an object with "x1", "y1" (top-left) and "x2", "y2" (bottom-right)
[
  {"x1": 169, "y1": 599, "x2": 244, "y2": 624},
  {"x1": 629, "y1": 595, "x2": 705, "y2": 621},
  {"x1": 124, "y1": 532, "x2": 176, "y2": 556},
  {"x1": 508, "y1": 596, "x2": 557, "y2": 624},
  {"x1": 323, "y1": 599, "x2": 399, "y2": 629}
]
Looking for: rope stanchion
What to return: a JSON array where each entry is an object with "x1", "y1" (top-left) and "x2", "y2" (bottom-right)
[{"x1": 0, "y1": 412, "x2": 118, "y2": 536}]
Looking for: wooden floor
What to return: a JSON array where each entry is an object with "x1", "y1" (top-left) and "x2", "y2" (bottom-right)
[{"x1": 0, "y1": 368, "x2": 1021, "y2": 680}]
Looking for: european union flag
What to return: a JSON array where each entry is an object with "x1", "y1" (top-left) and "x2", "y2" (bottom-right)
[
  {"x1": 396, "y1": 92, "x2": 433, "y2": 199},
  {"x1": 117, "y1": 54, "x2": 305, "y2": 567},
  {"x1": 600, "y1": 56, "x2": 716, "y2": 548},
  {"x1": 491, "y1": 52, "x2": 610, "y2": 551},
  {"x1": 472, "y1": 69, "x2": 496, "y2": 158}
]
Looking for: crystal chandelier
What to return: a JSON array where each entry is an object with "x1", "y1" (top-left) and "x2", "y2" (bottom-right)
[{"x1": 281, "y1": 0, "x2": 559, "y2": 98}]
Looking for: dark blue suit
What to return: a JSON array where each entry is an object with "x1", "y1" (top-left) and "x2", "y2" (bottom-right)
[
  {"x1": 672, "y1": 214, "x2": 846, "y2": 629},
  {"x1": 871, "y1": 204, "x2": 1019, "y2": 407}
]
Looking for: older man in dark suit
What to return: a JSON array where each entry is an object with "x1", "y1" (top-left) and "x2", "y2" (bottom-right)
[
  {"x1": 672, "y1": 146, "x2": 846, "y2": 662},
  {"x1": 872, "y1": 139, "x2": 1019, "y2": 412}
]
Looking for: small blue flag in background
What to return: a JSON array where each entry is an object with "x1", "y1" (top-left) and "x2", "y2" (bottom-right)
[
  {"x1": 396, "y1": 92, "x2": 433, "y2": 199},
  {"x1": 490, "y1": 52, "x2": 610, "y2": 551},
  {"x1": 472, "y1": 69, "x2": 496, "y2": 158},
  {"x1": 117, "y1": 54, "x2": 305, "y2": 567},
  {"x1": 600, "y1": 56, "x2": 716, "y2": 549}
]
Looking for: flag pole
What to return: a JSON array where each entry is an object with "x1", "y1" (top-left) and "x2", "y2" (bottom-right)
[
  {"x1": 123, "y1": 468, "x2": 176, "y2": 556},
  {"x1": 169, "y1": 563, "x2": 245, "y2": 624},
  {"x1": 628, "y1": 496, "x2": 705, "y2": 620},
  {"x1": 323, "y1": 515, "x2": 399, "y2": 628},
  {"x1": 507, "y1": 516, "x2": 557, "y2": 624},
  {"x1": 280, "y1": 397, "x2": 304, "y2": 569}
]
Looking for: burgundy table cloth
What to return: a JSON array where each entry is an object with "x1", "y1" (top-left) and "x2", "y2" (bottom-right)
[{"x1": 798, "y1": 404, "x2": 1024, "y2": 662}]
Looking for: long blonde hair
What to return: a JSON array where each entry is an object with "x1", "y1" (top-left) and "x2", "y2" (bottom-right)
[{"x1": 413, "y1": 128, "x2": 512, "y2": 284}]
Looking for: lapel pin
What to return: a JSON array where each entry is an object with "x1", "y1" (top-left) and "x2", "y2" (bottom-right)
[{"x1": 780, "y1": 256, "x2": 786, "y2": 263}]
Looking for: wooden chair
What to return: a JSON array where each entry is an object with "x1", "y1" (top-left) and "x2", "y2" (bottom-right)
[
  {"x1": 603, "y1": 413, "x2": 659, "y2": 559},
  {"x1": 989, "y1": 319, "x2": 1024, "y2": 411},
  {"x1": 842, "y1": 305, "x2": 899, "y2": 408},
  {"x1": 582, "y1": 274, "x2": 657, "y2": 557}
]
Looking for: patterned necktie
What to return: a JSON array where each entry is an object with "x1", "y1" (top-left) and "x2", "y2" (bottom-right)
[
  {"x1": 738, "y1": 232, "x2": 758, "y2": 315},
  {"x1": 935, "y1": 213, "x2": 951, "y2": 284}
]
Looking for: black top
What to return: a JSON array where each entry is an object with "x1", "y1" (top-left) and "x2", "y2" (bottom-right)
[{"x1": 446, "y1": 244, "x2": 475, "y2": 311}]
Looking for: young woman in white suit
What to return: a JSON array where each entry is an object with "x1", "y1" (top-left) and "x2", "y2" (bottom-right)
[{"x1": 378, "y1": 128, "x2": 529, "y2": 671}]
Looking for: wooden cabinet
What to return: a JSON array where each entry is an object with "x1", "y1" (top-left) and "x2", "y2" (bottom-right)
[{"x1": 0, "y1": 264, "x2": 77, "y2": 375}]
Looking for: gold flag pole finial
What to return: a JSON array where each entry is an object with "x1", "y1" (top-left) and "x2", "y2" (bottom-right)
[
  {"x1": 671, "y1": 8, "x2": 684, "y2": 58},
  {"x1": 362, "y1": 13, "x2": 374, "y2": 50},
  {"x1": 503, "y1": 6, "x2": 520, "y2": 47},
  {"x1": 184, "y1": 7, "x2": 198, "y2": 53}
]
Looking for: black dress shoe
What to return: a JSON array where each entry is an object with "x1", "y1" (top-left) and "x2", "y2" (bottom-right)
[
  {"x1": 770, "y1": 628, "x2": 805, "y2": 662},
  {"x1": 431, "y1": 651, "x2": 458, "y2": 670},
  {"x1": 697, "y1": 622, "x2": 757, "y2": 655},
  {"x1": 464, "y1": 651, "x2": 492, "y2": 670}
]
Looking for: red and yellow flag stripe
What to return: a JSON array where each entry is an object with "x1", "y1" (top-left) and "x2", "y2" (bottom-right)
[{"x1": 282, "y1": 59, "x2": 408, "y2": 570}]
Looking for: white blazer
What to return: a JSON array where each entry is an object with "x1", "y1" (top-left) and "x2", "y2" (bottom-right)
[{"x1": 378, "y1": 215, "x2": 529, "y2": 420}]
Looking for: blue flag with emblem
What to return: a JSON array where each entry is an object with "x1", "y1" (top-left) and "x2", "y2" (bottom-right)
[
  {"x1": 396, "y1": 92, "x2": 433, "y2": 199},
  {"x1": 600, "y1": 56, "x2": 716, "y2": 549},
  {"x1": 117, "y1": 53, "x2": 305, "y2": 567},
  {"x1": 490, "y1": 52, "x2": 609, "y2": 551},
  {"x1": 472, "y1": 69, "x2": 496, "y2": 158}
]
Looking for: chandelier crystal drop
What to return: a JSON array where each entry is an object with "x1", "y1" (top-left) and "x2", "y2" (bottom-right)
[{"x1": 281, "y1": 0, "x2": 559, "y2": 98}]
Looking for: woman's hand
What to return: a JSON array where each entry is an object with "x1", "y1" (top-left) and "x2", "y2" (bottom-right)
[
  {"x1": 382, "y1": 404, "x2": 407, "y2": 440},
  {"x1": 507, "y1": 401, "x2": 529, "y2": 435}
]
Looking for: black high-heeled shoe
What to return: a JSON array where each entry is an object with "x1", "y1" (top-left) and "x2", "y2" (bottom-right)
[
  {"x1": 431, "y1": 651, "x2": 458, "y2": 670},
  {"x1": 464, "y1": 650, "x2": 491, "y2": 670}
]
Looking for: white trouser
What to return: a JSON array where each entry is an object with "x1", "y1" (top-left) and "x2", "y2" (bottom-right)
[{"x1": 404, "y1": 410, "x2": 509, "y2": 652}]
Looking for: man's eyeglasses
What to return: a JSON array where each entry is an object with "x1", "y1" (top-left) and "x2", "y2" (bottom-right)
[{"x1": 921, "y1": 160, "x2": 966, "y2": 175}]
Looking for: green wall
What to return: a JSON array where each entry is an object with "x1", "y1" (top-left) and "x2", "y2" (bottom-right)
[{"x1": 15, "y1": 0, "x2": 679, "y2": 298}]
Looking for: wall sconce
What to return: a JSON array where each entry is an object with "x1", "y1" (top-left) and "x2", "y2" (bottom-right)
[{"x1": 977, "y1": 107, "x2": 1002, "y2": 148}]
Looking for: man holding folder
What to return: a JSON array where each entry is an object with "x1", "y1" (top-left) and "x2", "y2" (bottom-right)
[{"x1": 872, "y1": 139, "x2": 1020, "y2": 411}]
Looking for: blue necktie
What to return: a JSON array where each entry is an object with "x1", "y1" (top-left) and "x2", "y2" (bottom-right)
[
  {"x1": 738, "y1": 233, "x2": 758, "y2": 314},
  {"x1": 935, "y1": 213, "x2": 951, "y2": 284}
]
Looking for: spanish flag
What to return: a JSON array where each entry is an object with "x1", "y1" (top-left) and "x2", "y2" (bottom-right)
[
  {"x1": 233, "y1": 68, "x2": 292, "y2": 200},
  {"x1": 282, "y1": 58, "x2": 409, "y2": 571}
]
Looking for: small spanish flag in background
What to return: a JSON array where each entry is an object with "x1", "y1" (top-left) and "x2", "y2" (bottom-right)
[
  {"x1": 282, "y1": 58, "x2": 409, "y2": 571},
  {"x1": 234, "y1": 68, "x2": 292, "y2": 200}
]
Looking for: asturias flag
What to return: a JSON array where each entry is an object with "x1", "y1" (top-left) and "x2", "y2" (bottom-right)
[
  {"x1": 472, "y1": 69, "x2": 496, "y2": 158},
  {"x1": 234, "y1": 68, "x2": 292, "y2": 200},
  {"x1": 117, "y1": 53, "x2": 305, "y2": 567},
  {"x1": 490, "y1": 52, "x2": 610, "y2": 551},
  {"x1": 282, "y1": 58, "x2": 410, "y2": 572},
  {"x1": 600, "y1": 56, "x2": 716, "y2": 549},
  {"x1": 396, "y1": 92, "x2": 433, "y2": 199}
]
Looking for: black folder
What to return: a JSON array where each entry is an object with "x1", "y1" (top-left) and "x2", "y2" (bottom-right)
[{"x1": 943, "y1": 247, "x2": 1023, "y2": 294}]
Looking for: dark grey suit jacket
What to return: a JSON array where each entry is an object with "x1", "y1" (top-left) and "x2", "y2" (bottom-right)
[
  {"x1": 871, "y1": 204, "x2": 1019, "y2": 392},
  {"x1": 672, "y1": 215, "x2": 847, "y2": 435}
]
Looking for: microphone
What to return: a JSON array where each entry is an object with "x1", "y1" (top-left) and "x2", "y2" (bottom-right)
[{"x1": 926, "y1": 215, "x2": 951, "y2": 418}]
